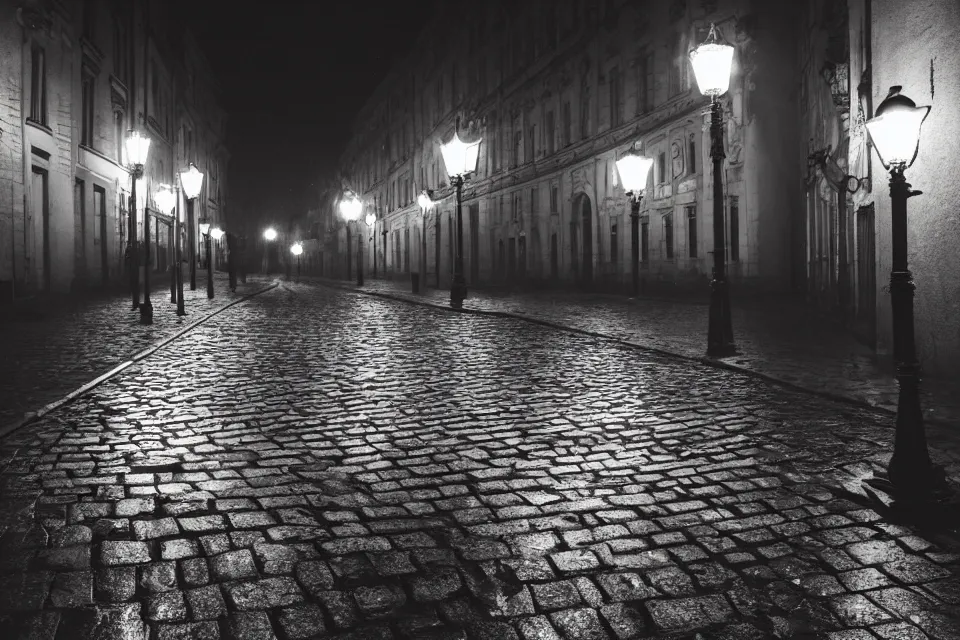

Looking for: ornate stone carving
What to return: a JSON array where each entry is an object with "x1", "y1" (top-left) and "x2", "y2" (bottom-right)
[{"x1": 671, "y1": 140, "x2": 684, "y2": 178}]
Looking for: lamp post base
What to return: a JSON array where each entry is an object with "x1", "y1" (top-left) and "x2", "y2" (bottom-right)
[
  {"x1": 706, "y1": 276, "x2": 737, "y2": 357},
  {"x1": 139, "y1": 299, "x2": 153, "y2": 325},
  {"x1": 450, "y1": 277, "x2": 467, "y2": 309}
]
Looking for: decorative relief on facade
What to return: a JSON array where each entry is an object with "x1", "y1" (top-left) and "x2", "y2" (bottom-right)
[{"x1": 671, "y1": 140, "x2": 684, "y2": 178}]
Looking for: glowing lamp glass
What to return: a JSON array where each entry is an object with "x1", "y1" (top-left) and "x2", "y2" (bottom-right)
[
  {"x1": 865, "y1": 89, "x2": 930, "y2": 169},
  {"x1": 154, "y1": 184, "x2": 176, "y2": 215},
  {"x1": 339, "y1": 194, "x2": 362, "y2": 221},
  {"x1": 440, "y1": 133, "x2": 481, "y2": 179},
  {"x1": 179, "y1": 163, "x2": 205, "y2": 199},
  {"x1": 690, "y1": 43, "x2": 735, "y2": 97},
  {"x1": 364, "y1": 212, "x2": 376, "y2": 227},
  {"x1": 263, "y1": 228, "x2": 278, "y2": 241},
  {"x1": 615, "y1": 154, "x2": 655, "y2": 195},
  {"x1": 418, "y1": 192, "x2": 435, "y2": 210},
  {"x1": 210, "y1": 227, "x2": 225, "y2": 241},
  {"x1": 125, "y1": 130, "x2": 151, "y2": 167},
  {"x1": 290, "y1": 243, "x2": 303, "y2": 256},
  {"x1": 199, "y1": 223, "x2": 210, "y2": 236}
]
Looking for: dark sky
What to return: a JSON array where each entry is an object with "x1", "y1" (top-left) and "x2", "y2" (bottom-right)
[{"x1": 179, "y1": 1, "x2": 435, "y2": 227}]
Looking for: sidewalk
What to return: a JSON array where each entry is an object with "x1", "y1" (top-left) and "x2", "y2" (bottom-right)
[
  {"x1": 0, "y1": 270, "x2": 273, "y2": 429},
  {"x1": 316, "y1": 276, "x2": 960, "y2": 431}
]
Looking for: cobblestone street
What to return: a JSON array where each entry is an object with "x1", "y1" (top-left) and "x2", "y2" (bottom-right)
[{"x1": 1, "y1": 282, "x2": 959, "y2": 639}]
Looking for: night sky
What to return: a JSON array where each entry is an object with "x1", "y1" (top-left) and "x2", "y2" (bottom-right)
[{"x1": 178, "y1": 1, "x2": 436, "y2": 228}]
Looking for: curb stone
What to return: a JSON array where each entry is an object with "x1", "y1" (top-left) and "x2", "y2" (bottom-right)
[
  {"x1": 0, "y1": 281, "x2": 281, "y2": 440},
  {"x1": 317, "y1": 280, "x2": 934, "y2": 427}
]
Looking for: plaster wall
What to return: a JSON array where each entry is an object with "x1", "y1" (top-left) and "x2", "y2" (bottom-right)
[
  {"x1": 872, "y1": 0, "x2": 960, "y2": 377},
  {"x1": 0, "y1": 3, "x2": 25, "y2": 296}
]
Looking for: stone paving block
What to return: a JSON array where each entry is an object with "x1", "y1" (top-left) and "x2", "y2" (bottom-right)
[
  {"x1": 95, "y1": 566, "x2": 138, "y2": 602},
  {"x1": 225, "y1": 577, "x2": 305, "y2": 610},
  {"x1": 155, "y1": 621, "x2": 220, "y2": 640},
  {"x1": 410, "y1": 568, "x2": 463, "y2": 603},
  {"x1": 314, "y1": 590, "x2": 360, "y2": 630},
  {"x1": 226, "y1": 510, "x2": 277, "y2": 528},
  {"x1": 101, "y1": 541, "x2": 152, "y2": 566},
  {"x1": 178, "y1": 515, "x2": 226, "y2": 534},
  {"x1": 517, "y1": 615, "x2": 561, "y2": 640},
  {"x1": 549, "y1": 608, "x2": 611, "y2": 640},
  {"x1": 186, "y1": 584, "x2": 228, "y2": 620},
  {"x1": 600, "y1": 602, "x2": 648, "y2": 639},
  {"x1": 277, "y1": 604, "x2": 327, "y2": 639},
  {"x1": 36, "y1": 546, "x2": 90, "y2": 571},
  {"x1": 180, "y1": 557, "x2": 210, "y2": 587},
  {"x1": 161, "y1": 539, "x2": 200, "y2": 561},
  {"x1": 353, "y1": 584, "x2": 406, "y2": 616},
  {"x1": 252, "y1": 542, "x2": 299, "y2": 574},
  {"x1": 49, "y1": 571, "x2": 93, "y2": 607},
  {"x1": 132, "y1": 518, "x2": 179, "y2": 541},
  {"x1": 531, "y1": 580, "x2": 583, "y2": 611},
  {"x1": 227, "y1": 611, "x2": 277, "y2": 640},
  {"x1": 646, "y1": 594, "x2": 734, "y2": 630},
  {"x1": 140, "y1": 561, "x2": 178, "y2": 593},
  {"x1": 50, "y1": 525, "x2": 93, "y2": 547},
  {"x1": 550, "y1": 549, "x2": 600, "y2": 573},
  {"x1": 828, "y1": 594, "x2": 895, "y2": 626},
  {"x1": 116, "y1": 498, "x2": 155, "y2": 517},
  {"x1": 147, "y1": 590, "x2": 188, "y2": 622},
  {"x1": 209, "y1": 549, "x2": 258, "y2": 582}
]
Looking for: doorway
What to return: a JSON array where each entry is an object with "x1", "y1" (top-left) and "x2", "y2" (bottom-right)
[
  {"x1": 31, "y1": 167, "x2": 50, "y2": 291},
  {"x1": 577, "y1": 194, "x2": 593, "y2": 285},
  {"x1": 855, "y1": 204, "x2": 877, "y2": 348}
]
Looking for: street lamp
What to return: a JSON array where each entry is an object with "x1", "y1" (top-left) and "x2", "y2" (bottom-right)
[
  {"x1": 124, "y1": 130, "x2": 151, "y2": 318},
  {"x1": 199, "y1": 222, "x2": 215, "y2": 299},
  {"x1": 690, "y1": 23, "x2": 737, "y2": 357},
  {"x1": 418, "y1": 189, "x2": 436, "y2": 292},
  {"x1": 154, "y1": 184, "x2": 177, "y2": 310},
  {"x1": 291, "y1": 242, "x2": 303, "y2": 281},
  {"x1": 263, "y1": 227, "x2": 277, "y2": 275},
  {"x1": 339, "y1": 192, "x2": 364, "y2": 286},
  {"x1": 439, "y1": 129, "x2": 481, "y2": 309},
  {"x1": 179, "y1": 163, "x2": 204, "y2": 291},
  {"x1": 616, "y1": 152, "x2": 654, "y2": 297},
  {"x1": 365, "y1": 212, "x2": 377, "y2": 278},
  {"x1": 862, "y1": 86, "x2": 945, "y2": 501}
]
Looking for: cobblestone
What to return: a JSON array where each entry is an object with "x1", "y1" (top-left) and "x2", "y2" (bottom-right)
[{"x1": 0, "y1": 283, "x2": 958, "y2": 639}]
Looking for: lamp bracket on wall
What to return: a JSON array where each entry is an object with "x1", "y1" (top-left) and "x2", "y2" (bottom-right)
[{"x1": 807, "y1": 145, "x2": 864, "y2": 194}]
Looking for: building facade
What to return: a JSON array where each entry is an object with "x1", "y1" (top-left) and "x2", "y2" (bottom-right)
[
  {"x1": 0, "y1": 0, "x2": 228, "y2": 301},
  {"x1": 799, "y1": 0, "x2": 960, "y2": 377},
  {"x1": 334, "y1": 0, "x2": 801, "y2": 296}
]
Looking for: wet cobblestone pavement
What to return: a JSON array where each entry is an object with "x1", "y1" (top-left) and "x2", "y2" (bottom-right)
[
  {"x1": 0, "y1": 272, "x2": 274, "y2": 429},
  {"x1": 318, "y1": 277, "x2": 960, "y2": 430},
  {"x1": 1, "y1": 283, "x2": 959, "y2": 639}
]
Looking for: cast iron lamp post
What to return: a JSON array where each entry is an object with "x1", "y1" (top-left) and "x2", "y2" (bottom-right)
[
  {"x1": 199, "y1": 222, "x2": 215, "y2": 299},
  {"x1": 180, "y1": 163, "x2": 204, "y2": 291},
  {"x1": 125, "y1": 131, "x2": 151, "y2": 315},
  {"x1": 339, "y1": 192, "x2": 364, "y2": 286},
  {"x1": 365, "y1": 212, "x2": 377, "y2": 278},
  {"x1": 615, "y1": 152, "x2": 655, "y2": 297},
  {"x1": 291, "y1": 242, "x2": 303, "y2": 282},
  {"x1": 263, "y1": 227, "x2": 277, "y2": 275},
  {"x1": 210, "y1": 227, "x2": 226, "y2": 291},
  {"x1": 439, "y1": 130, "x2": 481, "y2": 309},
  {"x1": 862, "y1": 86, "x2": 946, "y2": 501},
  {"x1": 154, "y1": 184, "x2": 177, "y2": 309},
  {"x1": 690, "y1": 23, "x2": 737, "y2": 357}
]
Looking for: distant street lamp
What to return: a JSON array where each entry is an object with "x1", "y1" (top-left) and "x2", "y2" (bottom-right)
[
  {"x1": 616, "y1": 152, "x2": 655, "y2": 297},
  {"x1": 154, "y1": 184, "x2": 177, "y2": 309},
  {"x1": 180, "y1": 163, "x2": 204, "y2": 291},
  {"x1": 339, "y1": 192, "x2": 364, "y2": 286},
  {"x1": 439, "y1": 128, "x2": 481, "y2": 309},
  {"x1": 365, "y1": 212, "x2": 377, "y2": 278},
  {"x1": 418, "y1": 190, "x2": 436, "y2": 292},
  {"x1": 124, "y1": 130, "x2": 151, "y2": 317},
  {"x1": 199, "y1": 222, "x2": 215, "y2": 299},
  {"x1": 863, "y1": 86, "x2": 946, "y2": 501},
  {"x1": 263, "y1": 227, "x2": 277, "y2": 275},
  {"x1": 691, "y1": 23, "x2": 737, "y2": 357},
  {"x1": 291, "y1": 242, "x2": 303, "y2": 281}
]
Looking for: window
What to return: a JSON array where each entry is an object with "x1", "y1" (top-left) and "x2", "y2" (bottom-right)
[
  {"x1": 527, "y1": 125, "x2": 536, "y2": 162},
  {"x1": 114, "y1": 111, "x2": 123, "y2": 161},
  {"x1": 530, "y1": 187, "x2": 538, "y2": 216},
  {"x1": 669, "y1": 33, "x2": 687, "y2": 97},
  {"x1": 638, "y1": 50, "x2": 654, "y2": 114},
  {"x1": 513, "y1": 192, "x2": 520, "y2": 221},
  {"x1": 609, "y1": 66, "x2": 621, "y2": 127},
  {"x1": 688, "y1": 135, "x2": 696, "y2": 175},
  {"x1": 545, "y1": 111, "x2": 555, "y2": 155},
  {"x1": 94, "y1": 185, "x2": 105, "y2": 247},
  {"x1": 580, "y1": 92, "x2": 590, "y2": 139},
  {"x1": 641, "y1": 216, "x2": 650, "y2": 263},
  {"x1": 561, "y1": 101, "x2": 572, "y2": 147},
  {"x1": 610, "y1": 223, "x2": 618, "y2": 264},
  {"x1": 730, "y1": 196, "x2": 740, "y2": 262},
  {"x1": 664, "y1": 213, "x2": 674, "y2": 259},
  {"x1": 30, "y1": 44, "x2": 46, "y2": 124},
  {"x1": 489, "y1": 122, "x2": 498, "y2": 171},
  {"x1": 513, "y1": 129, "x2": 522, "y2": 167},
  {"x1": 550, "y1": 185, "x2": 558, "y2": 213},
  {"x1": 657, "y1": 152, "x2": 667, "y2": 184},
  {"x1": 113, "y1": 18, "x2": 128, "y2": 85},
  {"x1": 81, "y1": 73, "x2": 95, "y2": 147},
  {"x1": 686, "y1": 205, "x2": 697, "y2": 258}
]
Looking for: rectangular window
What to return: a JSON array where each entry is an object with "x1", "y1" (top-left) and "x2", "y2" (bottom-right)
[
  {"x1": 490, "y1": 123, "x2": 498, "y2": 171},
  {"x1": 669, "y1": 33, "x2": 685, "y2": 96},
  {"x1": 81, "y1": 74, "x2": 95, "y2": 147},
  {"x1": 562, "y1": 101, "x2": 571, "y2": 146},
  {"x1": 688, "y1": 136, "x2": 696, "y2": 175},
  {"x1": 610, "y1": 222, "x2": 618, "y2": 264},
  {"x1": 657, "y1": 152, "x2": 666, "y2": 184},
  {"x1": 527, "y1": 125, "x2": 536, "y2": 162},
  {"x1": 94, "y1": 185, "x2": 105, "y2": 247},
  {"x1": 115, "y1": 112, "x2": 124, "y2": 162},
  {"x1": 113, "y1": 18, "x2": 127, "y2": 86},
  {"x1": 30, "y1": 45, "x2": 46, "y2": 124},
  {"x1": 686, "y1": 205, "x2": 697, "y2": 258},
  {"x1": 609, "y1": 66, "x2": 621, "y2": 127},
  {"x1": 513, "y1": 130, "x2": 522, "y2": 167},
  {"x1": 550, "y1": 185, "x2": 558, "y2": 213},
  {"x1": 664, "y1": 213, "x2": 674, "y2": 259},
  {"x1": 580, "y1": 93, "x2": 590, "y2": 139},
  {"x1": 638, "y1": 50, "x2": 654, "y2": 114},
  {"x1": 545, "y1": 111, "x2": 555, "y2": 155},
  {"x1": 641, "y1": 216, "x2": 650, "y2": 263},
  {"x1": 730, "y1": 196, "x2": 740, "y2": 262},
  {"x1": 513, "y1": 192, "x2": 520, "y2": 221},
  {"x1": 530, "y1": 187, "x2": 538, "y2": 216}
]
